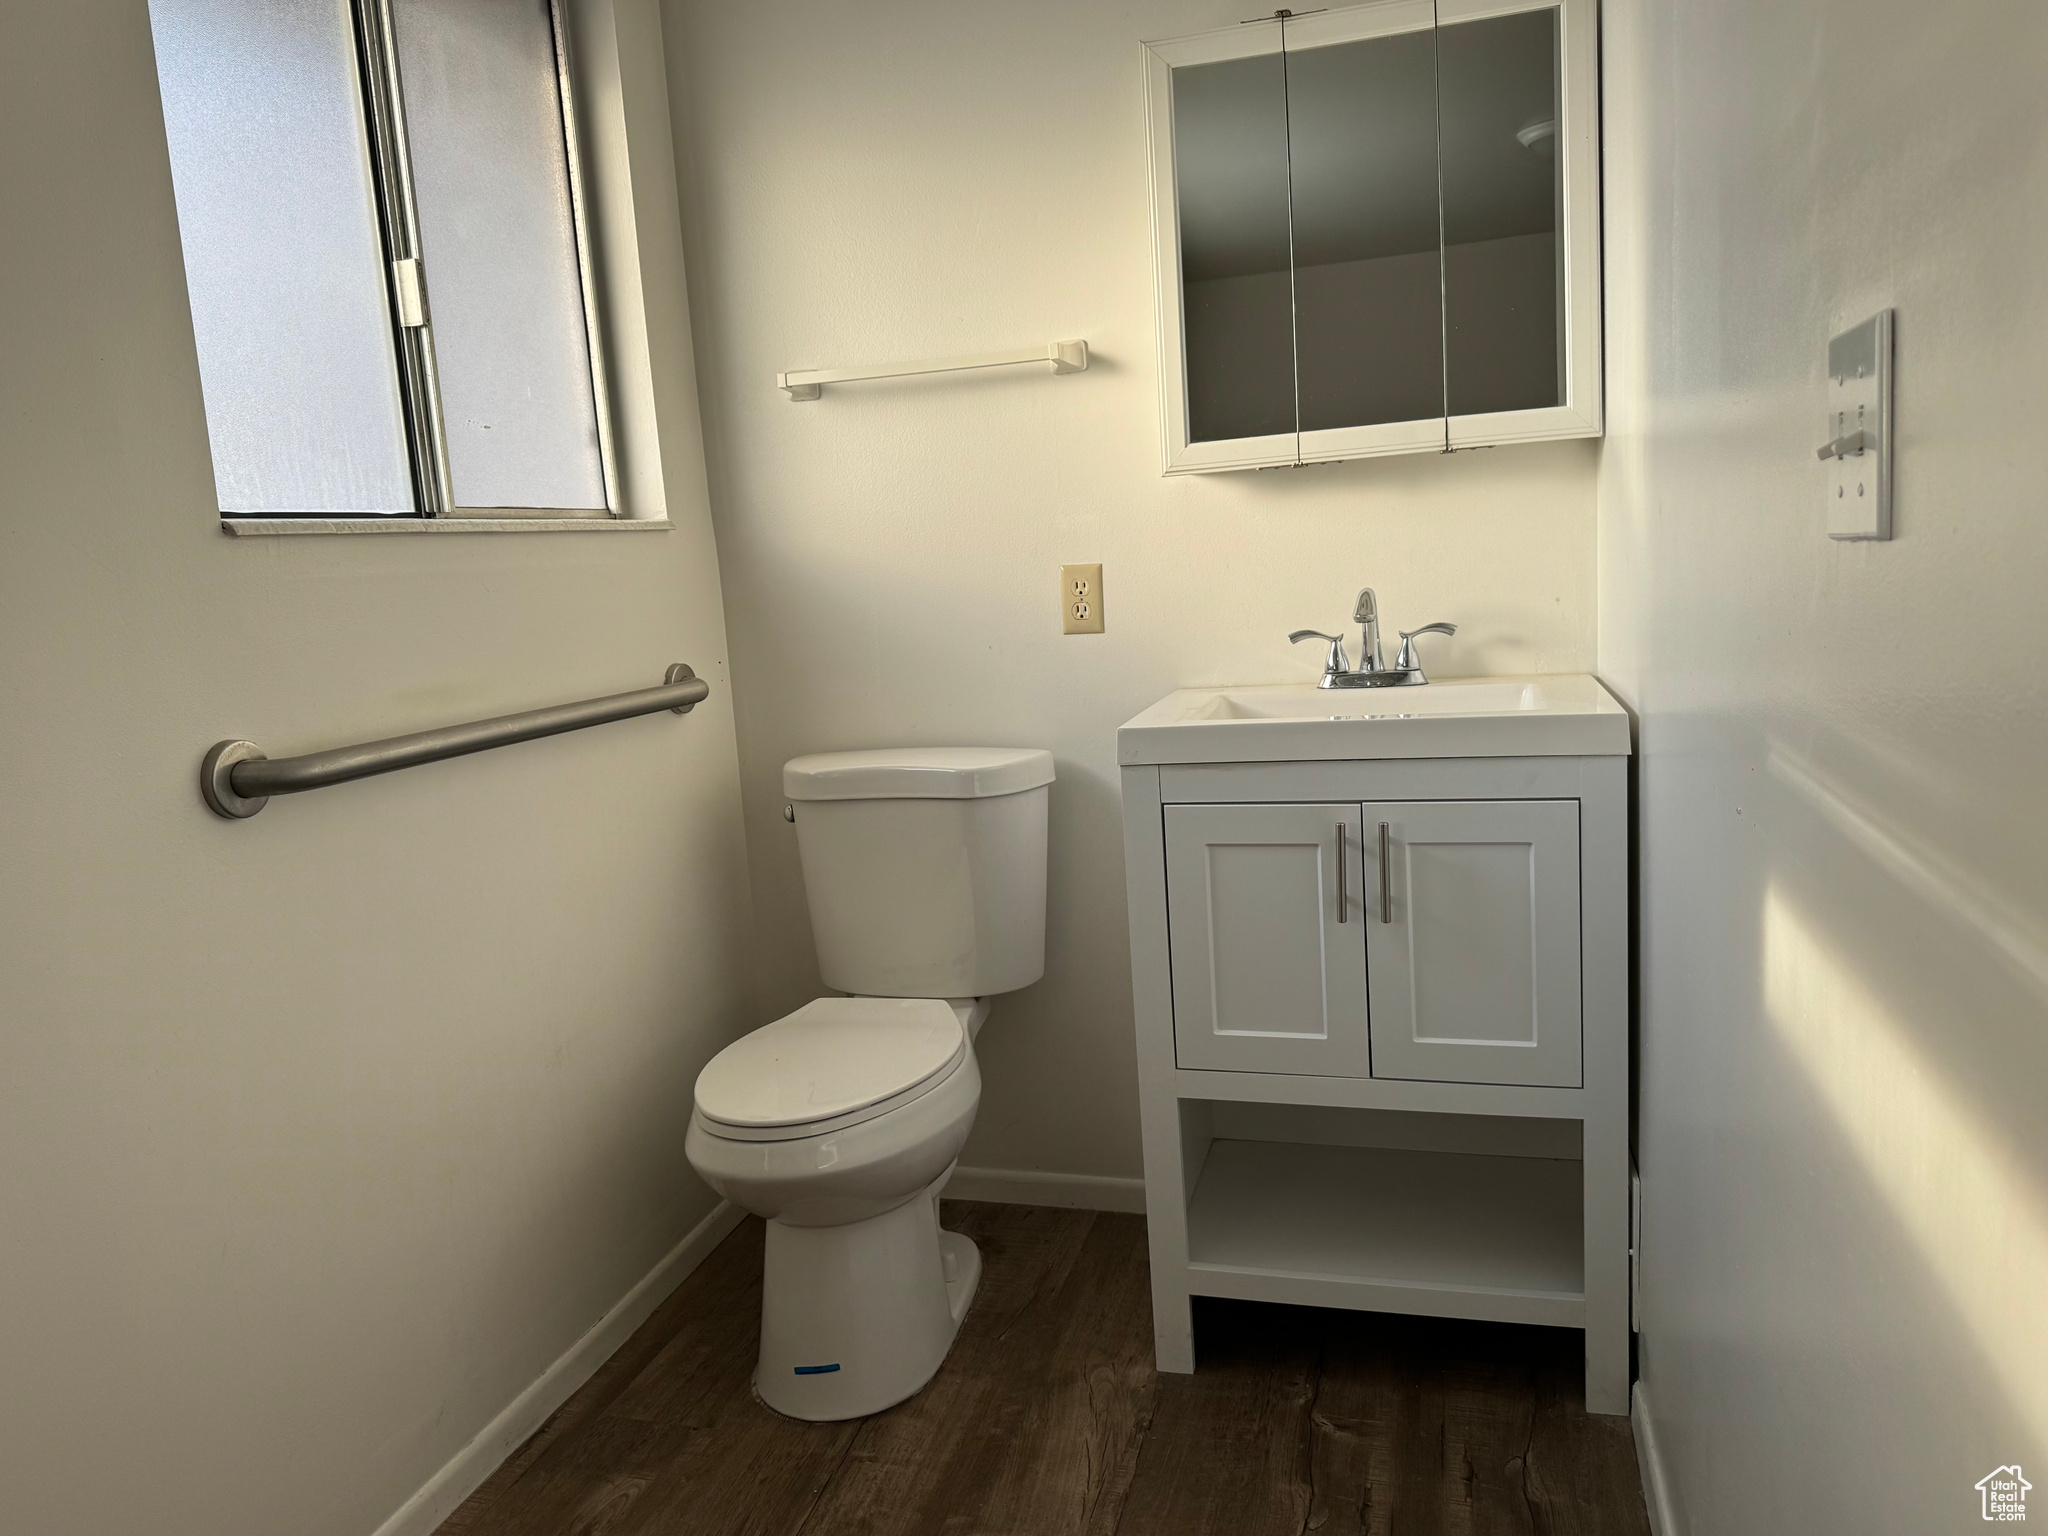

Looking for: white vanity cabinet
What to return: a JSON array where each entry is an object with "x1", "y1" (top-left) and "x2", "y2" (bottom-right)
[
  {"x1": 1167, "y1": 797, "x2": 1582, "y2": 1087},
  {"x1": 1119, "y1": 676, "x2": 1632, "y2": 1414}
]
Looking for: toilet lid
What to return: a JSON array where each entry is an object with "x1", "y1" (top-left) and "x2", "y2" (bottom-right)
[
  {"x1": 694, "y1": 997, "x2": 966, "y2": 1131},
  {"x1": 783, "y1": 746, "x2": 1054, "y2": 802}
]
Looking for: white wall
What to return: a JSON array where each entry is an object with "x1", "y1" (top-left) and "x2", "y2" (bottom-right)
[
  {"x1": 0, "y1": 4, "x2": 751, "y2": 1533},
  {"x1": 661, "y1": 0, "x2": 1598, "y2": 1182},
  {"x1": 1600, "y1": 0, "x2": 2048, "y2": 1529}
]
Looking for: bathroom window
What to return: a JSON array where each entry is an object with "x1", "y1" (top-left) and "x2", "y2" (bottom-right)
[{"x1": 150, "y1": 0, "x2": 615, "y2": 518}]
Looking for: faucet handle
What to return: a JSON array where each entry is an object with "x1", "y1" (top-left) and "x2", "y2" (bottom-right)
[
  {"x1": 1395, "y1": 622, "x2": 1457, "y2": 672},
  {"x1": 1290, "y1": 629, "x2": 1349, "y2": 676}
]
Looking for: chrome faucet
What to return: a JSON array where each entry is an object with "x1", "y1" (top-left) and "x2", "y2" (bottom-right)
[
  {"x1": 1353, "y1": 588, "x2": 1385, "y2": 672},
  {"x1": 1289, "y1": 588, "x2": 1457, "y2": 689}
]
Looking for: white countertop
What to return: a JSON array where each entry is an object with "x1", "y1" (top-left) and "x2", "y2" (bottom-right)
[{"x1": 1117, "y1": 674, "x2": 1633, "y2": 765}]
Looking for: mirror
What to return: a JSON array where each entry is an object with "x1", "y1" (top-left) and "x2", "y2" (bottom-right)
[
  {"x1": 1144, "y1": 0, "x2": 1599, "y2": 474},
  {"x1": 1285, "y1": 26, "x2": 1443, "y2": 432},
  {"x1": 1437, "y1": 8, "x2": 1564, "y2": 417},
  {"x1": 1172, "y1": 40, "x2": 1295, "y2": 444}
]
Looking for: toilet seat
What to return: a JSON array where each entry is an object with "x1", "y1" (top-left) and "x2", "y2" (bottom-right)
[{"x1": 694, "y1": 997, "x2": 967, "y2": 1143}]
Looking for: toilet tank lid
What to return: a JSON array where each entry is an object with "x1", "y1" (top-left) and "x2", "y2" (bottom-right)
[{"x1": 784, "y1": 747, "x2": 1054, "y2": 801}]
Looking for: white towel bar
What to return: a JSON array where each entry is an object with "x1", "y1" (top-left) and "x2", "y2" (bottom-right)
[{"x1": 777, "y1": 340, "x2": 1088, "y2": 400}]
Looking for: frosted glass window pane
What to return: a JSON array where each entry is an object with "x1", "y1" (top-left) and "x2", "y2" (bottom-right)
[
  {"x1": 393, "y1": 0, "x2": 607, "y2": 511},
  {"x1": 150, "y1": 0, "x2": 416, "y2": 515}
]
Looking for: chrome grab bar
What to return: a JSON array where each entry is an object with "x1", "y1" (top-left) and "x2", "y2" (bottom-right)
[{"x1": 201, "y1": 663, "x2": 709, "y2": 819}]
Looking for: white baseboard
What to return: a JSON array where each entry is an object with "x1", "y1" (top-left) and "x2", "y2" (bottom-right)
[
  {"x1": 1632, "y1": 1379, "x2": 1681, "y2": 1536},
  {"x1": 370, "y1": 1199, "x2": 746, "y2": 1536},
  {"x1": 945, "y1": 1164, "x2": 1147, "y2": 1213}
]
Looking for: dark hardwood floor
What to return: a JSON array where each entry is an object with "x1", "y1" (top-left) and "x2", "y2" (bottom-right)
[{"x1": 438, "y1": 1201, "x2": 1651, "y2": 1536}]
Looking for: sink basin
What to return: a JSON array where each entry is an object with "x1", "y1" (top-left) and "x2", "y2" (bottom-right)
[
  {"x1": 1118, "y1": 674, "x2": 1631, "y2": 764},
  {"x1": 1185, "y1": 679, "x2": 1551, "y2": 722}
]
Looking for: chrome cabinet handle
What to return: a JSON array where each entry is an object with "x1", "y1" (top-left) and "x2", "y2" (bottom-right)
[
  {"x1": 1336, "y1": 822, "x2": 1348, "y2": 924},
  {"x1": 1378, "y1": 822, "x2": 1392, "y2": 924}
]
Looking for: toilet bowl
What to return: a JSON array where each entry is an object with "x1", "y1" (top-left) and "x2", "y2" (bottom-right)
[
  {"x1": 684, "y1": 746, "x2": 1053, "y2": 1422},
  {"x1": 686, "y1": 995, "x2": 989, "y2": 1420}
]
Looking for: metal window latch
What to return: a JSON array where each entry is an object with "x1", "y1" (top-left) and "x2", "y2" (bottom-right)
[{"x1": 1815, "y1": 429, "x2": 1871, "y2": 461}]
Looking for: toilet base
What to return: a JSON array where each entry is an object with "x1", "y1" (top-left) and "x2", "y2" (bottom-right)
[{"x1": 755, "y1": 1171, "x2": 980, "y2": 1421}]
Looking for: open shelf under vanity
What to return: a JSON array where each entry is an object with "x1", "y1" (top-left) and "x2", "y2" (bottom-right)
[{"x1": 1185, "y1": 1136, "x2": 1585, "y2": 1328}]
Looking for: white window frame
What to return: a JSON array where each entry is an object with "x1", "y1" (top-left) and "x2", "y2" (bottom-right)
[{"x1": 172, "y1": 0, "x2": 678, "y2": 535}]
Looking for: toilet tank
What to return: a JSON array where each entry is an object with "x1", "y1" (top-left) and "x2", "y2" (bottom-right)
[{"x1": 783, "y1": 747, "x2": 1053, "y2": 998}]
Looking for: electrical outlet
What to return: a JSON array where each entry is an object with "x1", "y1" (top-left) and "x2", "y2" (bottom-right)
[{"x1": 1060, "y1": 563, "x2": 1104, "y2": 634}]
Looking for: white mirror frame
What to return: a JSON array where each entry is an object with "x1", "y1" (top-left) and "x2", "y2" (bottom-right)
[{"x1": 1142, "y1": 0, "x2": 1602, "y2": 475}]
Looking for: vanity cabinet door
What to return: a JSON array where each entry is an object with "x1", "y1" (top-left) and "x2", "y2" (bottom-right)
[
  {"x1": 1364, "y1": 800, "x2": 1581, "y2": 1087},
  {"x1": 1165, "y1": 803, "x2": 1371, "y2": 1075}
]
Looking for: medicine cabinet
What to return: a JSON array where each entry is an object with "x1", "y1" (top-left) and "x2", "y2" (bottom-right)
[{"x1": 1142, "y1": 0, "x2": 1601, "y2": 474}]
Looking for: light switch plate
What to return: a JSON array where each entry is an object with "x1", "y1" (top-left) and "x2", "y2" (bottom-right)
[
  {"x1": 1061, "y1": 563, "x2": 1103, "y2": 634},
  {"x1": 1825, "y1": 309, "x2": 1893, "y2": 540}
]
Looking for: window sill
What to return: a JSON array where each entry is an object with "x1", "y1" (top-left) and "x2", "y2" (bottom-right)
[{"x1": 220, "y1": 517, "x2": 672, "y2": 537}]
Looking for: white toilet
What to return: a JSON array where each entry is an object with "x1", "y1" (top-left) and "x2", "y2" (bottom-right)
[{"x1": 684, "y1": 746, "x2": 1053, "y2": 1421}]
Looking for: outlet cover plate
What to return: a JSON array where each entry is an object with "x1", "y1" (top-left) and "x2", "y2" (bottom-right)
[
  {"x1": 1826, "y1": 309, "x2": 1892, "y2": 540},
  {"x1": 1061, "y1": 563, "x2": 1104, "y2": 634}
]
